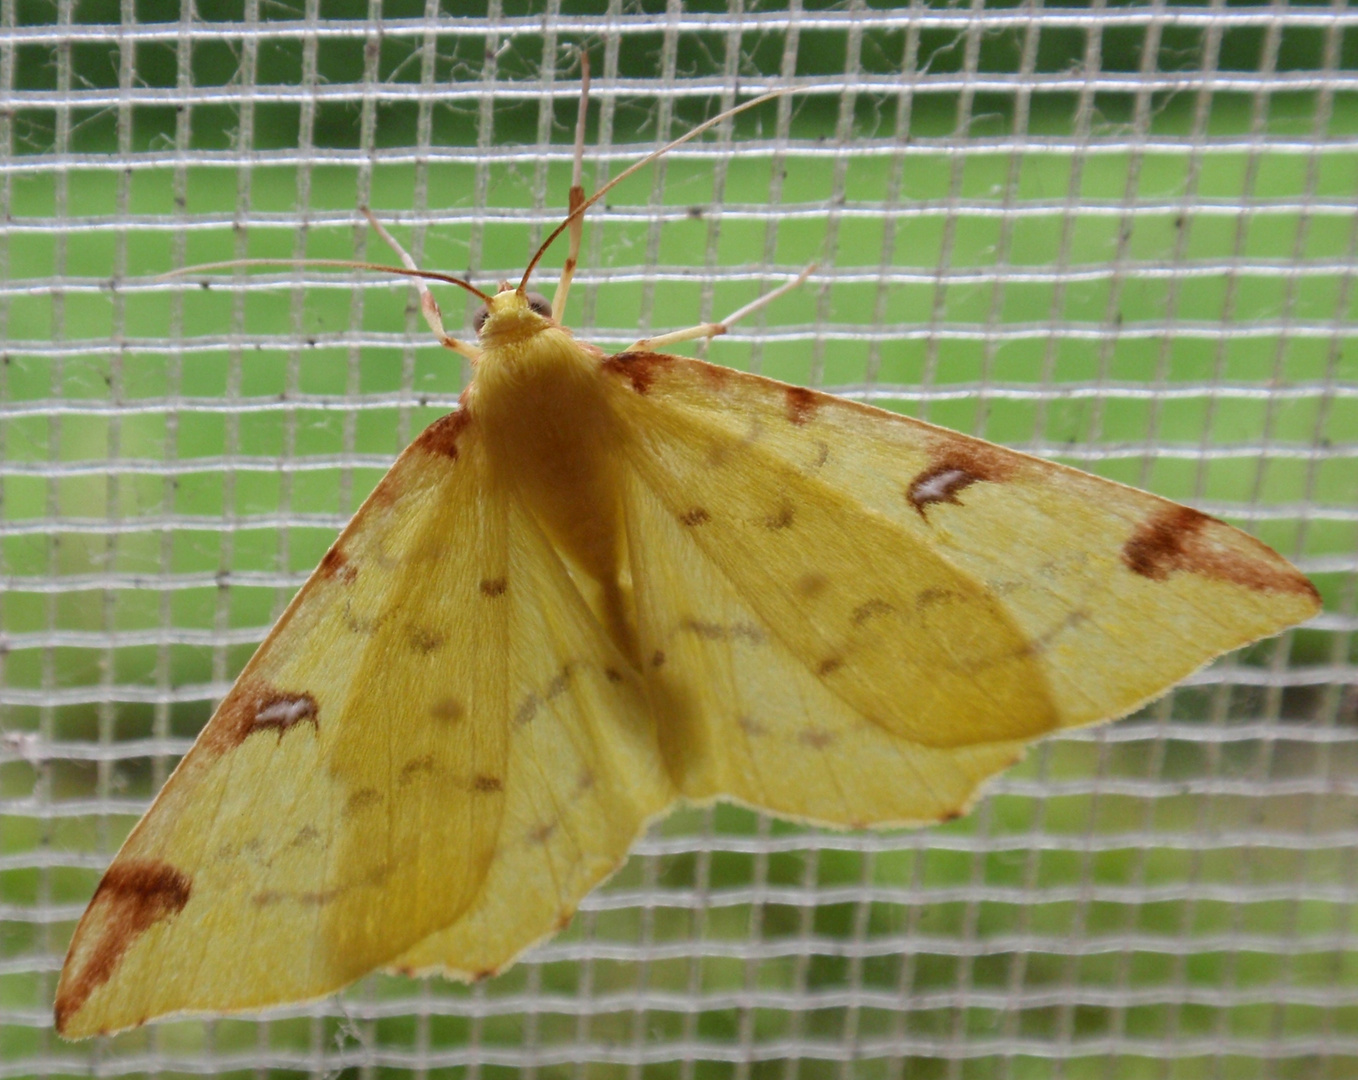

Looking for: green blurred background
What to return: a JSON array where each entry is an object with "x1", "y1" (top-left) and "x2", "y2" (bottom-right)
[{"x1": 1, "y1": 1, "x2": 1355, "y2": 1077}]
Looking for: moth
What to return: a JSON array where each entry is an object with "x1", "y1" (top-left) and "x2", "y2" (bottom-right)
[{"x1": 55, "y1": 71, "x2": 1319, "y2": 1038}]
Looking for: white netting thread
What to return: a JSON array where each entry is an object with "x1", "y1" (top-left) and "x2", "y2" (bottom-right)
[{"x1": 1, "y1": 1, "x2": 1355, "y2": 1075}]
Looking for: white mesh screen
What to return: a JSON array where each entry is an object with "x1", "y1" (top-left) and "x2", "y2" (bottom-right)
[{"x1": 2, "y1": 1, "x2": 1355, "y2": 1075}]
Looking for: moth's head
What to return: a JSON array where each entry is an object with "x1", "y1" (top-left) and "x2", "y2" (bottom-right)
[{"x1": 473, "y1": 283, "x2": 554, "y2": 348}]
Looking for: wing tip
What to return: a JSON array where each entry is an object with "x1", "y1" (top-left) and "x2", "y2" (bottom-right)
[
  {"x1": 53, "y1": 975, "x2": 134, "y2": 1040},
  {"x1": 52, "y1": 991, "x2": 81, "y2": 1040},
  {"x1": 52, "y1": 857, "x2": 193, "y2": 1040},
  {"x1": 1121, "y1": 504, "x2": 1321, "y2": 611}
]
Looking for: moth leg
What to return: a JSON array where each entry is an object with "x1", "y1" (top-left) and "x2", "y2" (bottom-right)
[
  {"x1": 363, "y1": 207, "x2": 481, "y2": 362},
  {"x1": 625, "y1": 264, "x2": 815, "y2": 353},
  {"x1": 551, "y1": 54, "x2": 591, "y2": 324}
]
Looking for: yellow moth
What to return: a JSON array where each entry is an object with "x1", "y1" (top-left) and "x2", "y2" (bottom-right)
[{"x1": 56, "y1": 73, "x2": 1320, "y2": 1039}]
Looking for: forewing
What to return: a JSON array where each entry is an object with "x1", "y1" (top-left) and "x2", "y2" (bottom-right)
[
  {"x1": 602, "y1": 353, "x2": 1318, "y2": 822},
  {"x1": 59, "y1": 414, "x2": 504, "y2": 1035}
]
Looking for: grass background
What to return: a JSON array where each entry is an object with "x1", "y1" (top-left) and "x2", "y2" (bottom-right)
[{"x1": 1, "y1": 1, "x2": 1355, "y2": 1077}]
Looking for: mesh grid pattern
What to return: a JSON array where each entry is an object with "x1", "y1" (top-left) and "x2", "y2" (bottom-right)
[{"x1": 1, "y1": 1, "x2": 1355, "y2": 1075}]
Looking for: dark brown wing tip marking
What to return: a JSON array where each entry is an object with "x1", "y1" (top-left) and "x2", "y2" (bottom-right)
[
  {"x1": 1122, "y1": 506, "x2": 1212, "y2": 582},
  {"x1": 202, "y1": 680, "x2": 320, "y2": 755},
  {"x1": 55, "y1": 860, "x2": 192, "y2": 1033},
  {"x1": 601, "y1": 351, "x2": 674, "y2": 395},
  {"x1": 907, "y1": 440, "x2": 1019, "y2": 517},
  {"x1": 1122, "y1": 505, "x2": 1321, "y2": 601},
  {"x1": 413, "y1": 407, "x2": 472, "y2": 459}
]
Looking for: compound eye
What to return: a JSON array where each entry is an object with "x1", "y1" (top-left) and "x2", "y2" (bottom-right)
[
  {"x1": 525, "y1": 292, "x2": 552, "y2": 319},
  {"x1": 473, "y1": 305, "x2": 490, "y2": 334}
]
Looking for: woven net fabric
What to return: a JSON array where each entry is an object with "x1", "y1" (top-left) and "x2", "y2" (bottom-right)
[{"x1": 1, "y1": 0, "x2": 1354, "y2": 1075}]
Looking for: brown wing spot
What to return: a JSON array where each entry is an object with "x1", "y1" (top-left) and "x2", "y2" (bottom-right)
[
  {"x1": 344, "y1": 787, "x2": 383, "y2": 816},
  {"x1": 54, "y1": 859, "x2": 192, "y2": 1032},
  {"x1": 472, "y1": 774, "x2": 504, "y2": 794},
  {"x1": 318, "y1": 547, "x2": 357, "y2": 583},
  {"x1": 1122, "y1": 505, "x2": 1321, "y2": 598},
  {"x1": 682, "y1": 619, "x2": 725, "y2": 641},
  {"x1": 430, "y1": 697, "x2": 464, "y2": 722},
  {"x1": 604, "y1": 667, "x2": 624, "y2": 683},
  {"x1": 253, "y1": 885, "x2": 344, "y2": 908},
  {"x1": 785, "y1": 385, "x2": 821, "y2": 425},
  {"x1": 288, "y1": 825, "x2": 323, "y2": 849},
  {"x1": 480, "y1": 577, "x2": 508, "y2": 598},
  {"x1": 202, "y1": 681, "x2": 319, "y2": 755},
  {"x1": 250, "y1": 693, "x2": 319, "y2": 739},
  {"x1": 699, "y1": 360, "x2": 732, "y2": 388},
  {"x1": 706, "y1": 440, "x2": 738, "y2": 469},
  {"x1": 916, "y1": 587, "x2": 963, "y2": 610},
  {"x1": 652, "y1": 649, "x2": 666, "y2": 668},
  {"x1": 400, "y1": 755, "x2": 437, "y2": 784},
  {"x1": 577, "y1": 767, "x2": 596, "y2": 792},
  {"x1": 796, "y1": 572, "x2": 829, "y2": 598},
  {"x1": 343, "y1": 600, "x2": 384, "y2": 636},
  {"x1": 799, "y1": 728, "x2": 835, "y2": 749},
  {"x1": 555, "y1": 909, "x2": 576, "y2": 932},
  {"x1": 852, "y1": 599, "x2": 896, "y2": 627},
  {"x1": 545, "y1": 665, "x2": 574, "y2": 700},
  {"x1": 738, "y1": 715, "x2": 767, "y2": 737},
  {"x1": 907, "y1": 465, "x2": 978, "y2": 516},
  {"x1": 413, "y1": 406, "x2": 472, "y2": 459},
  {"x1": 764, "y1": 504, "x2": 795, "y2": 530},
  {"x1": 367, "y1": 471, "x2": 402, "y2": 509},
  {"x1": 679, "y1": 507, "x2": 711, "y2": 527},
  {"x1": 817, "y1": 657, "x2": 843, "y2": 677},
  {"x1": 407, "y1": 626, "x2": 445, "y2": 654},
  {"x1": 602, "y1": 351, "x2": 673, "y2": 395},
  {"x1": 515, "y1": 693, "x2": 540, "y2": 726},
  {"x1": 1122, "y1": 505, "x2": 1211, "y2": 581},
  {"x1": 907, "y1": 442, "x2": 1018, "y2": 518},
  {"x1": 529, "y1": 822, "x2": 557, "y2": 845}
]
